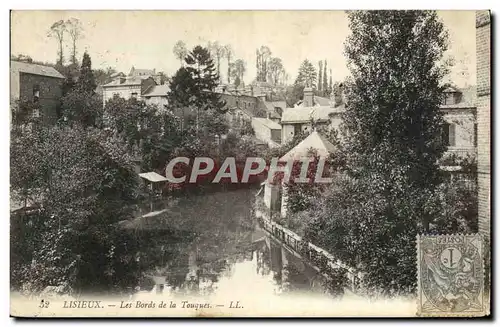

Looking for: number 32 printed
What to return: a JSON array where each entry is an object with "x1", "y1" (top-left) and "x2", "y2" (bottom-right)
[{"x1": 39, "y1": 299, "x2": 50, "y2": 308}]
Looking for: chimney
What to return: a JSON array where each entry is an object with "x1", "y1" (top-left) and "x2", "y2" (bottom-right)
[{"x1": 303, "y1": 87, "x2": 313, "y2": 107}]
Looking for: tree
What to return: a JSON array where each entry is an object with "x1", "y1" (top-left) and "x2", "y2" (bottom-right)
[
  {"x1": 184, "y1": 46, "x2": 225, "y2": 110},
  {"x1": 305, "y1": 10, "x2": 451, "y2": 295},
  {"x1": 224, "y1": 44, "x2": 233, "y2": 84},
  {"x1": 256, "y1": 46, "x2": 272, "y2": 82},
  {"x1": 47, "y1": 20, "x2": 66, "y2": 65},
  {"x1": 318, "y1": 61, "x2": 323, "y2": 92},
  {"x1": 173, "y1": 40, "x2": 188, "y2": 66},
  {"x1": 61, "y1": 88, "x2": 102, "y2": 128},
  {"x1": 323, "y1": 60, "x2": 329, "y2": 96},
  {"x1": 168, "y1": 46, "x2": 226, "y2": 134},
  {"x1": 60, "y1": 52, "x2": 99, "y2": 127},
  {"x1": 267, "y1": 57, "x2": 285, "y2": 86},
  {"x1": 230, "y1": 59, "x2": 246, "y2": 85},
  {"x1": 79, "y1": 51, "x2": 97, "y2": 93},
  {"x1": 207, "y1": 41, "x2": 225, "y2": 83},
  {"x1": 329, "y1": 69, "x2": 333, "y2": 95},
  {"x1": 66, "y1": 18, "x2": 84, "y2": 65},
  {"x1": 93, "y1": 67, "x2": 118, "y2": 85},
  {"x1": 294, "y1": 59, "x2": 317, "y2": 88},
  {"x1": 10, "y1": 126, "x2": 143, "y2": 294}
]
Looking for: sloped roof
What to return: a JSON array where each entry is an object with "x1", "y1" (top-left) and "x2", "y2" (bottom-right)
[
  {"x1": 281, "y1": 105, "x2": 337, "y2": 123},
  {"x1": 143, "y1": 84, "x2": 170, "y2": 97},
  {"x1": 139, "y1": 172, "x2": 168, "y2": 183},
  {"x1": 103, "y1": 76, "x2": 147, "y2": 87},
  {"x1": 252, "y1": 117, "x2": 282, "y2": 130},
  {"x1": 279, "y1": 131, "x2": 336, "y2": 161},
  {"x1": 11, "y1": 60, "x2": 65, "y2": 79},
  {"x1": 262, "y1": 100, "x2": 286, "y2": 118},
  {"x1": 129, "y1": 67, "x2": 155, "y2": 76},
  {"x1": 440, "y1": 85, "x2": 477, "y2": 109}
]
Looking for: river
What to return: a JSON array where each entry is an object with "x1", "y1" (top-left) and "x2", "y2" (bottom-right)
[{"x1": 122, "y1": 188, "x2": 334, "y2": 301}]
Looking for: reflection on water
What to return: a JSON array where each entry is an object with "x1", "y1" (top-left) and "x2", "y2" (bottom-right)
[{"x1": 128, "y1": 188, "x2": 332, "y2": 299}]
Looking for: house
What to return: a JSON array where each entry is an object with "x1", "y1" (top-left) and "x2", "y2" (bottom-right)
[
  {"x1": 260, "y1": 130, "x2": 336, "y2": 218},
  {"x1": 129, "y1": 67, "x2": 164, "y2": 85},
  {"x1": 280, "y1": 88, "x2": 339, "y2": 143},
  {"x1": 440, "y1": 85, "x2": 477, "y2": 159},
  {"x1": 251, "y1": 118, "x2": 282, "y2": 148},
  {"x1": 129, "y1": 66, "x2": 156, "y2": 78},
  {"x1": 142, "y1": 84, "x2": 170, "y2": 110},
  {"x1": 262, "y1": 100, "x2": 286, "y2": 123},
  {"x1": 10, "y1": 60, "x2": 65, "y2": 125},
  {"x1": 101, "y1": 76, "x2": 157, "y2": 107}
]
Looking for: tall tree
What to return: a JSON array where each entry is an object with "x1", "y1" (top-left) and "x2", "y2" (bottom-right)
[
  {"x1": 323, "y1": 60, "x2": 329, "y2": 96},
  {"x1": 230, "y1": 59, "x2": 246, "y2": 85},
  {"x1": 294, "y1": 59, "x2": 317, "y2": 88},
  {"x1": 79, "y1": 51, "x2": 97, "y2": 93},
  {"x1": 329, "y1": 69, "x2": 333, "y2": 95},
  {"x1": 224, "y1": 44, "x2": 233, "y2": 85},
  {"x1": 256, "y1": 46, "x2": 272, "y2": 82},
  {"x1": 307, "y1": 10, "x2": 451, "y2": 295},
  {"x1": 66, "y1": 18, "x2": 84, "y2": 65},
  {"x1": 173, "y1": 40, "x2": 188, "y2": 66},
  {"x1": 318, "y1": 61, "x2": 323, "y2": 92},
  {"x1": 47, "y1": 20, "x2": 66, "y2": 65},
  {"x1": 169, "y1": 46, "x2": 226, "y2": 134},
  {"x1": 268, "y1": 57, "x2": 285, "y2": 85}
]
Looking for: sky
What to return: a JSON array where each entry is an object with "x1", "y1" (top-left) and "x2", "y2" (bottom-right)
[{"x1": 10, "y1": 10, "x2": 476, "y2": 87}]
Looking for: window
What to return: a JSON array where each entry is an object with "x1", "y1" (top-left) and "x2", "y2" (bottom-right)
[
  {"x1": 442, "y1": 123, "x2": 456, "y2": 147},
  {"x1": 33, "y1": 84, "x2": 40, "y2": 103}
]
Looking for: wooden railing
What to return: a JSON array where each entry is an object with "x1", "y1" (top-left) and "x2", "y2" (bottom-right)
[{"x1": 255, "y1": 207, "x2": 363, "y2": 292}]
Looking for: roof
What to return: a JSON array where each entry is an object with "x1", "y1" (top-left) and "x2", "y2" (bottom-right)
[
  {"x1": 281, "y1": 105, "x2": 337, "y2": 124},
  {"x1": 252, "y1": 117, "x2": 282, "y2": 130},
  {"x1": 138, "y1": 172, "x2": 168, "y2": 183},
  {"x1": 102, "y1": 76, "x2": 146, "y2": 87},
  {"x1": 279, "y1": 131, "x2": 336, "y2": 161},
  {"x1": 11, "y1": 60, "x2": 65, "y2": 79},
  {"x1": 440, "y1": 85, "x2": 477, "y2": 109},
  {"x1": 129, "y1": 67, "x2": 155, "y2": 76},
  {"x1": 295, "y1": 95, "x2": 333, "y2": 107},
  {"x1": 143, "y1": 84, "x2": 170, "y2": 97},
  {"x1": 262, "y1": 100, "x2": 287, "y2": 118}
]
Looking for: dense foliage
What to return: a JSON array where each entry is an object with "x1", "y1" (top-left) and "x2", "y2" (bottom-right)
[{"x1": 299, "y1": 11, "x2": 474, "y2": 296}]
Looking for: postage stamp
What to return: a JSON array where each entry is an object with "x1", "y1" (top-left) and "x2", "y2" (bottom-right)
[{"x1": 417, "y1": 234, "x2": 486, "y2": 317}]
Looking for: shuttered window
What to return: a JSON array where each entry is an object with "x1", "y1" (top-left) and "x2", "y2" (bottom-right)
[
  {"x1": 443, "y1": 123, "x2": 456, "y2": 147},
  {"x1": 449, "y1": 124, "x2": 456, "y2": 146}
]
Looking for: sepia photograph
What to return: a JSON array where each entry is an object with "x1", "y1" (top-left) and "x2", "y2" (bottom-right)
[{"x1": 8, "y1": 9, "x2": 491, "y2": 318}]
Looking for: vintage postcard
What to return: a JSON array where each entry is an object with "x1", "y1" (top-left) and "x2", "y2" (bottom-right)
[{"x1": 9, "y1": 10, "x2": 491, "y2": 318}]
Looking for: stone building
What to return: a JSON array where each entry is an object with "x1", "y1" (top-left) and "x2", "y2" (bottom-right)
[
  {"x1": 280, "y1": 88, "x2": 340, "y2": 143},
  {"x1": 10, "y1": 60, "x2": 65, "y2": 125},
  {"x1": 101, "y1": 76, "x2": 157, "y2": 106},
  {"x1": 475, "y1": 11, "x2": 491, "y2": 239},
  {"x1": 142, "y1": 84, "x2": 170, "y2": 110},
  {"x1": 440, "y1": 85, "x2": 477, "y2": 159}
]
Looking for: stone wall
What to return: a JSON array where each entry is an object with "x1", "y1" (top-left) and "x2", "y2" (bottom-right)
[{"x1": 476, "y1": 10, "x2": 491, "y2": 239}]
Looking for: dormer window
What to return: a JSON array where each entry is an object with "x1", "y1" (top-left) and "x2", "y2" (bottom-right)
[{"x1": 441, "y1": 87, "x2": 463, "y2": 105}]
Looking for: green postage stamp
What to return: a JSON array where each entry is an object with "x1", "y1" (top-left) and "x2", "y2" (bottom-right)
[{"x1": 417, "y1": 234, "x2": 487, "y2": 317}]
